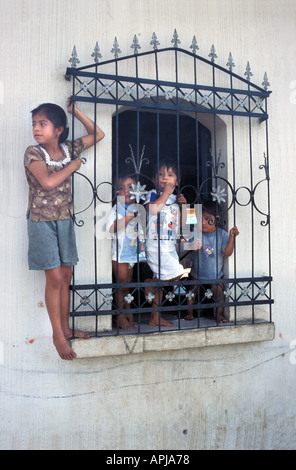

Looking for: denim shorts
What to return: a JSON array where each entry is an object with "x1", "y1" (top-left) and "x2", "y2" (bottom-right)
[{"x1": 27, "y1": 213, "x2": 79, "y2": 271}]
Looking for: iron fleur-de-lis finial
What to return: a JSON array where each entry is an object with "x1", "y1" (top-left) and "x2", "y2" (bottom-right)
[
  {"x1": 262, "y1": 72, "x2": 270, "y2": 90},
  {"x1": 131, "y1": 34, "x2": 141, "y2": 55},
  {"x1": 171, "y1": 29, "x2": 181, "y2": 48},
  {"x1": 150, "y1": 32, "x2": 160, "y2": 50},
  {"x1": 190, "y1": 35, "x2": 199, "y2": 54},
  {"x1": 69, "y1": 46, "x2": 80, "y2": 68},
  {"x1": 244, "y1": 61, "x2": 253, "y2": 81},
  {"x1": 226, "y1": 52, "x2": 235, "y2": 72},
  {"x1": 125, "y1": 145, "x2": 149, "y2": 203},
  {"x1": 91, "y1": 41, "x2": 102, "y2": 63},
  {"x1": 125, "y1": 144, "x2": 149, "y2": 174},
  {"x1": 208, "y1": 44, "x2": 218, "y2": 63},
  {"x1": 111, "y1": 37, "x2": 122, "y2": 59}
]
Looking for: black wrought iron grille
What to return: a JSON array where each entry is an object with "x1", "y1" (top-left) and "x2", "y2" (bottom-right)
[{"x1": 66, "y1": 34, "x2": 273, "y2": 337}]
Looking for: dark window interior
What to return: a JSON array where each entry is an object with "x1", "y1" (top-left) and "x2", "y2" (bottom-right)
[{"x1": 112, "y1": 110, "x2": 212, "y2": 203}]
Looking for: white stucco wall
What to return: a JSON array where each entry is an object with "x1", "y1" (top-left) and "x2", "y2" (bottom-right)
[{"x1": 1, "y1": 0, "x2": 296, "y2": 450}]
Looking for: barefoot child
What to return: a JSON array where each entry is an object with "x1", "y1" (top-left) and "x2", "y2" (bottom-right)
[
  {"x1": 144, "y1": 159, "x2": 187, "y2": 327},
  {"x1": 186, "y1": 202, "x2": 239, "y2": 323},
  {"x1": 106, "y1": 175, "x2": 146, "y2": 329},
  {"x1": 24, "y1": 98, "x2": 105, "y2": 360}
]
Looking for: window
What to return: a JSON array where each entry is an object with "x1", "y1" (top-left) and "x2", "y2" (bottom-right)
[{"x1": 66, "y1": 36, "x2": 273, "y2": 343}]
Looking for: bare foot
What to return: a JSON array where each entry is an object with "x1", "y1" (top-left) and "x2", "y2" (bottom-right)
[
  {"x1": 64, "y1": 329, "x2": 90, "y2": 340},
  {"x1": 217, "y1": 313, "x2": 228, "y2": 323},
  {"x1": 53, "y1": 336, "x2": 77, "y2": 360},
  {"x1": 126, "y1": 313, "x2": 134, "y2": 324},
  {"x1": 118, "y1": 314, "x2": 135, "y2": 330},
  {"x1": 149, "y1": 313, "x2": 175, "y2": 327},
  {"x1": 184, "y1": 313, "x2": 194, "y2": 321}
]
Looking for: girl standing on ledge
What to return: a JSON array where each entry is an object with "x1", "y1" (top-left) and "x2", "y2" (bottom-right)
[{"x1": 24, "y1": 98, "x2": 105, "y2": 360}]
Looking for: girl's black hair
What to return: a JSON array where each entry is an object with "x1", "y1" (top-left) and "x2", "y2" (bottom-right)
[
  {"x1": 202, "y1": 200, "x2": 219, "y2": 215},
  {"x1": 202, "y1": 200, "x2": 221, "y2": 225},
  {"x1": 31, "y1": 103, "x2": 69, "y2": 143}
]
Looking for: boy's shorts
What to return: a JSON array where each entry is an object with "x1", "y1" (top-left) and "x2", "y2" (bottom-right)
[
  {"x1": 146, "y1": 249, "x2": 185, "y2": 280},
  {"x1": 27, "y1": 213, "x2": 79, "y2": 271}
]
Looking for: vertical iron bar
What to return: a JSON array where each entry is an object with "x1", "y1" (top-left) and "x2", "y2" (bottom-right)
[
  {"x1": 265, "y1": 98, "x2": 272, "y2": 322},
  {"x1": 94, "y1": 63, "x2": 98, "y2": 336},
  {"x1": 230, "y1": 73, "x2": 237, "y2": 325},
  {"x1": 71, "y1": 75, "x2": 76, "y2": 337},
  {"x1": 115, "y1": 59, "x2": 120, "y2": 335},
  {"x1": 194, "y1": 53, "x2": 201, "y2": 328},
  {"x1": 135, "y1": 53, "x2": 141, "y2": 332},
  {"x1": 212, "y1": 62, "x2": 219, "y2": 326},
  {"x1": 175, "y1": 48, "x2": 182, "y2": 328},
  {"x1": 248, "y1": 83, "x2": 255, "y2": 323},
  {"x1": 154, "y1": 49, "x2": 161, "y2": 330}
]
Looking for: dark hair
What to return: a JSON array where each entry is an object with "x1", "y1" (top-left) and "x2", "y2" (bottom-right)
[
  {"x1": 118, "y1": 172, "x2": 137, "y2": 183},
  {"x1": 202, "y1": 200, "x2": 220, "y2": 218},
  {"x1": 31, "y1": 103, "x2": 69, "y2": 143},
  {"x1": 153, "y1": 158, "x2": 179, "y2": 180}
]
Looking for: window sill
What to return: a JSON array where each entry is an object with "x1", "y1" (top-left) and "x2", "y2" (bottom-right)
[{"x1": 71, "y1": 322, "x2": 275, "y2": 359}]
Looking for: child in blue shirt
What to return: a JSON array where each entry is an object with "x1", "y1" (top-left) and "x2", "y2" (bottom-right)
[
  {"x1": 186, "y1": 203, "x2": 239, "y2": 323},
  {"x1": 107, "y1": 174, "x2": 146, "y2": 329}
]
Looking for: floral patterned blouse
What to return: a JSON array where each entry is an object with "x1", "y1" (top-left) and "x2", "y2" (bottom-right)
[{"x1": 24, "y1": 138, "x2": 84, "y2": 222}]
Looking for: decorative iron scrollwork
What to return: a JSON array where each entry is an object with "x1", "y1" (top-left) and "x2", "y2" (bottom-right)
[{"x1": 67, "y1": 32, "x2": 273, "y2": 336}]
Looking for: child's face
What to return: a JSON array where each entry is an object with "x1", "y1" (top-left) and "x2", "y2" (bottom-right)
[
  {"x1": 118, "y1": 177, "x2": 136, "y2": 204},
  {"x1": 32, "y1": 111, "x2": 63, "y2": 146},
  {"x1": 155, "y1": 166, "x2": 178, "y2": 192},
  {"x1": 202, "y1": 211, "x2": 216, "y2": 233}
]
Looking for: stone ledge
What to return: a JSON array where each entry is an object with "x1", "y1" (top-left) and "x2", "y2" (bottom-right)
[{"x1": 72, "y1": 322, "x2": 275, "y2": 359}]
